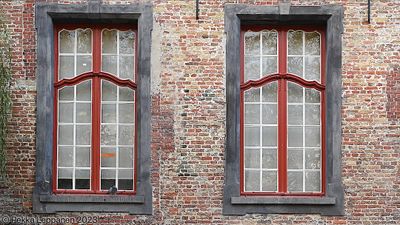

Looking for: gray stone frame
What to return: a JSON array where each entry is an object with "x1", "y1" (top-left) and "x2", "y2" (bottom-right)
[
  {"x1": 33, "y1": 1, "x2": 152, "y2": 214},
  {"x1": 223, "y1": 4, "x2": 344, "y2": 216}
]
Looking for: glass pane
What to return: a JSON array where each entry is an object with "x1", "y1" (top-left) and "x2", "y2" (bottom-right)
[
  {"x1": 262, "y1": 126, "x2": 277, "y2": 147},
  {"x1": 58, "y1": 146, "x2": 73, "y2": 167},
  {"x1": 305, "y1": 56, "x2": 320, "y2": 81},
  {"x1": 59, "y1": 86, "x2": 74, "y2": 101},
  {"x1": 119, "y1": 103, "x2": 135, "y2": 123},
  {"x1": 245, "y1": 170, "x2": 260, "y2": 192},
  {"x1": 305, "y1": 171, "x2": 320, "y2": 192},
  {"x1": 262, "y1": 56, "x2": 277, "y2": 76},
  {"x1": 59, "y1": 56, "x2": 74, "y2": 79},
  {"x1": 58, "y1": 168, "x2": 73, "y2": 189},
  {"x1": 288, "y1": 126, "x2": 303, "y2": 147},
  {"x1": 288, "y1": 82, "x2": 303, "y2": 103},
  {"x1": 59, "y1": 103, "x2": 73, "y2": 123},
  {"x1": 244, "y1": 56, "x2": 260, "y2": 81},
  {"x1": 262, "y1": 171, "x2": 277, "y2": 192},
  {"x1": 288, "y1": 56, "x2": 303, "y2": 77},
  {"x1": 75, "y1": 169, "x2": 90, "y2": 189},
  {"x1": 262, "y1": 149, "x2": 277, "y2": 169},
  {"x1": 76, "y1": 103, "x2": 91, "y2": 123},
  {"x1": 288, "y1": 171, "x2": 303, "y2": 192},
  {"x1": 119, "y1": 56, "x2": 134, "y2": 80},
  {"x1": 244, "y1": 88, "x2": 260, "y2": 102},
  {"x1": 101, "y1": 169, "x2": 116, "y2": 190},
  {"x1": 76, "y1": 147, "x2": 90, "y2": 167},
  {"x1": 288, "y1": 105, "x2": 303, "y2": 125},
  {"x1": 77, "y1": 29, "x2": 92, "y2": 53},
  {"x1": 119, "y1": 87, "x2": 135, "y2": 102},
  {"x1": 102, "y1": 104, "x2": 116, "y2": 123},
  {"x1": 59, "y1": 125, "x2": 73, "y2": 145},
  {"x1": 119, "y1": 30, "x2": 135, "y2": 54},
  {"x1": 76, "y1": 55, "x2": 92, "y2": 75},
  {"x1": 59, "y1": 30, "x2": 75, "y2": 53},
  {"x1": 288, "y1": 149, "x2": 303, "y2": 169},
  {"x1": 305, "y1": 148, "x2": 321, "y2": 169},
  {"x1": 101, "y1": 125, "x2": 117, "y2": 146},
  {"x1": 102, "y1": 55, "x2": 118, "y2": 75},
  {"x1": 119, "y1": 125, "x2": 134, "y2": 145},
  {"x1": 305, "y1": 89, "x2": 320, "y2": 103},
  {"x1": 288, "y1": 30, "x2": 303, "y2": 55},
  {"x1": 101, "y1": 147, "x2": 116, "y2": 167},
  {"x1": 262, "y1": 82, "x2": 277, "y2": 102},
  {"x1": 244, "y1": 126, "x2": 260, "y2": 147},
  {"x1": 305, "y1": 104, "x2": 320, "y2": 125},
  {"x1": 244, "y1": 104, "x2": 260, "y2": 124},
  {"x1": 244, "y1": 148, "x2": 260, "y2": 169},
  {"x1": 119, "y1": 147, "x2": 134, "y2": 168},
  {"x1": 76, "y1": 80, "x2": 91, "y2": 101},
  {"x1": 244, "y1": 32, "x2": 260, "y2": 55},
  {"x1": 76, "y1": 125, "x2": 91, "y2": 145},
  {"x1": 102, "y1": 30, "x2": 117, "y2": 54},
  {"x1": 262, "y1": 31, "x2": 277, "y2": 55},
  {"x1": 262, "y1": 104, "x2": 277, "y2": 124},
  {"x1": 102, "y1": 81, "x2": 117, "y2": 101},
  {"x1": 305, "y1": 127, "x2": 320, "y2": 147},
  {"x1": 305, "y1": 32, "x2": 320, "y2": 55},
  {"x1": 118, "y1": 169, "x2": 134, "y2": 190}
]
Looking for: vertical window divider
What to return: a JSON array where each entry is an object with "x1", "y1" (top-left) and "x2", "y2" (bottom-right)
[{"x1": 259, "y1": 32, "x2": 263, "y2": 192}]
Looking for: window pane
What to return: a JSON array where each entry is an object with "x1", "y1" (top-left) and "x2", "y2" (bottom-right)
[
  {"x1": 244, "y1": 56, "x2": 260, "y2": 81},
  {"x1": 59, "y1": 86, "x2": 74, "y2": 101},
  {"x1": 288, "y1": 82, "x2": 303, "y2": 103},
  {"x1": 244, "y1": 104, "x2": 260, "y2": 124},
  {"x1": 305, "y1": 32, "x2": 320, "y2": 55},
  {"x1": 262, "y1": 171, "x2": 277, "y2": 192},
  {"x1": 59, "y1": 103, "x2": 73, "y2": 123},
  {"x1": 288, "y1": 105, "x2": 303, "y2": 125},
  {"x1": 305, "y1": 171, "x2": 320, "y2": 192},
  {"x1": 119, "y1": 56, "x2": 134, "y2": 80},
  {"x1": 58, "y1": 146, "x2": 73, "y2": 167},
  {"x1": 59, "y1": 30, "x2": 75, "y2": 54},
  {"x1": 305, "y1": 89, "x2": 320, "y2": 103},
  {"x1": 101, "y1": 169, "x2": 116, "y2": 190},
  {"x1": 76, "y1": 103, "x2": 91, "y2": 123},
  {"x1": 305, "y1": 56, "x2": 320, "y2": 81},
  {"x1": 119, "y1": 30, "x2": 135, "y2": 54},
  {"x1": 59, "y1": 56, "x2": 74, "y2": 79},
  {"x1": 244, "y1": 32, "x2": 260, "y2": 55},
  {"x1": 119, "y1": 103, "x2": 135, "y2": 123},
  {"x1": 102, "y1": 30, "x2": 117, "y2": 54},
  {"x1": 244, "y1": 88, "x2": 260, "y2": 102},
  {"x1": 119, "y1": 87, "x2": 135, "y2": 102},
  {"x1": 58, "y1": 168, "x2": 73, "y2": 189},
  {"x1": 288, "y1": 171, "x2": 303, "y2": 192},
  {"x1": 102, "y1": 55, "x2": 118, "y2": 75},
  {"x1": 119, "y1": 147, "x2": 134, "y2": 168},
  {"x1": 101, "y1": 125, "x2": 117, "y2": 146},
  {"x1": 262, "y1": 149, "x2": 277, "y2": 169},
  {"x1": 244, "y1": 148, "x2": 260, "y2": 169},
  {"x1": 245, "y1": 170, "x2": 260, "y2": 192},
  {"x1": 244, "y1": 126, "x2": 260, "y2": 147},
  {"x1": 288, "y1": 56, "x2": 303, "y2": 77},
  {"x1": 305, "y1": 127, "x2": 320, "y2": 147},
  {"x1": 76, "y1": 55, "x2": 92, "y2": 75},
  {"x1": 118, "y1": 169, "x2": 134, "y2": 190},
  {"x1": 76, "y1": 147, "x2": 90, "y2": 167},
  {"x1": 59, "y1": 125, "x2": 73, "y2": 145},
  {"x1": 101, "y1": 147, "x2": 116, "y2": 167},
  {"x1": 76, "y1": 125, "x2": 91, "y2": 145},
  {"x1": 288, "y1": 126, "x2": 303, "y2": 147},
  {"x1": 262, "y1": 56, "x2": 277, "y2": 76},
  {"x1": 262, "y1": 126, "x2": 277, "y2": 147},
  {"x1": 102, "y1": 104, "x2": 117, "y2": 123},
  {"x1": 261, "y1": 31, "x2": 277, "y2": 55},
  {"x1": 288, "y1": 30, "x2": 303, "y2": 55},
  {"x1": 119, "y1": 125, "x2": 134, "y2": 145},
  {"x1": 102, "y1": 80, "x2": 117, "y2": 101},
  {"x1": 305, "y1": 148, "x2": 321, "y2": 169},
  {"x1": 305, "y1": 104, "x2": 320, "y2": 125},
  {"x1": 262, "y1": 104, "x2": 277, "y2": 124},
  {"x1": 262, "y1": 82, "x2": 277, "y2": 102},
  {"x1": 76, "y1": 80, "x2": 91, "y2": 101},
  {"x1": 288, "y1": 149, "x2": 303, "y2": 169},
  {"x1": 75, "y1": 169, "x2": 90, "y2": 189},
  {"x1": 77, "y1": 29, "x2": 92, "y2": 54}
]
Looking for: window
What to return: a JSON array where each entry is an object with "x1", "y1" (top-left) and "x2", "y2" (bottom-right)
[
  {"x1": 223, "y1": 4, "x2": 344, "y2": 216},
  {"x1": 54, "y1": 26, "x2": 137, "y2": 193},
  {"x1": 241, "y1": 28, "x2": 326, "y2": 195},
  {"x1": 34, "y1": 2, "x2": 152, "y2": 214}
]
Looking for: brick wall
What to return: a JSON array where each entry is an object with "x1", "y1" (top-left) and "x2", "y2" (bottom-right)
[{"x1": 0, "y1": 0, "x2": 399, "y2": 224}]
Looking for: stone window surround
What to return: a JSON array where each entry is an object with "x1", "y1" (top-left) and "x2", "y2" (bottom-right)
[
  {"x1": 33, "y1": 1, "x2": 152, "y2": 214},
  {"x1": 223, "y1": 3, "x2": 344, "y2": 216}
]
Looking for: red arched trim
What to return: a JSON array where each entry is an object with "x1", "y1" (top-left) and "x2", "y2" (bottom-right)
[
  {"x1": 55, "y1": 72, "x2": 137, "y2": 89},
  {"x1": 240, "y1": 73, "x2": 325, "y2": 91}
]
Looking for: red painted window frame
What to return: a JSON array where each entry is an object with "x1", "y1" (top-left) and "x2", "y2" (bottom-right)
[
  {"x1": 52, "y1": 24, "x2": 138, "y2": 195},
  {"x1": 239, "y1": 25, "x2": 326, "y2": 196}
]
